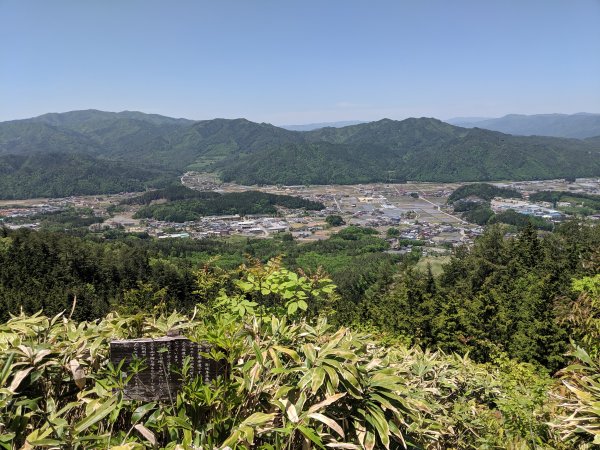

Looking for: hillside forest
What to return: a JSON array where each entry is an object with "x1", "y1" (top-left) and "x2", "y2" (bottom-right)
[
  {"x1": 1, "y1": 111, "x2": 600, "y2": 198},
  {"x1": 0, "y1": 218, "x2": 599, "y2": 448}
]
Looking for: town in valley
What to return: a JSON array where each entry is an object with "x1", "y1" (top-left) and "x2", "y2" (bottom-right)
[{"x1": 2, "y1": 174, "x2": 599, "y2": 272}]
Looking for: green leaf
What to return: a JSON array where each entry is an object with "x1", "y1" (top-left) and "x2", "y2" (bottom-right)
[
  {"x1": 73, "y1": 396, "x2": 118, "y2": 434},
  {"x1": 297, "y1": 425, "x2": 325, "y2": 449},
  {"x1": 302, "y1": 344, "x2": 317, "y2": 365},
  {"x1": 0, "y1": 352, "x2": 15, "y2": 386},
  {"x1": 365, "y1": 406, "x2": 390, "y2": 449},
  {"x1": 236, "y1": 281, "x2": 254, "y2": 292},
  {"x1": 322, "y1": 365, "x2": 340, "y2": 390},
  {"x1": 131, "y1": 402, "x2": 156, "y2": 423},
  {"x1": 287, "y1": 302, "x2": 298, "y2": 315},
  {"x1": 27, "y1": 438, "x2": 64, "y2": 446},
  {"x1": 321, "y1": 284, "x2": 336, "y2": 294},
  {"x1": 0, "y1": 433, "x2": 15, "y2": 443},
  {"x1": 364, "y1": 430, "x2": 376, "y2": 450},
  {"x1": 272, "y1": 345, "x2": 302, "y2": 363},
  {"x1": 241, "y1": 412, "x2": 277, "y2": 427},
  {"x1": 240, "y1": 425, "x2": 255, "y2": 444},
  {"x1": 253, "y1": 341, "x2": 265, "y2": 365},
  {"x1": 166, "y1": 415, "x2": 192, "y2": 430},
  {"x1": 311, "y1": 367, "x2": 326, "y2": 394},
  {"x1": 221, "y1": 430, "x2": 242, "y2": 448}
]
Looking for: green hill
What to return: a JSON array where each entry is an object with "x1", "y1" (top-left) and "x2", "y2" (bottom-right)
[
  {"x1": 131, "y1": 188, "x2": 325, "y2": 222},
  {"x1": 0, "y1": 152, "x2": 172, "y2": 199},
  {"x1": 1, "y1": 111, "x2": 600, "y2": 198},
  {"x1": 219, "y1": 141, "x2": 405, "y2": 185},
  {"x1": 447, "y1": 183, "x2": 522, "y2": 203},
  {"x1": 585, "y1": 135, "x2": 600, "y2": 145},
  {"x1": 161, "y1": 118, "x2": 303, "y2": 170},
  {"x1": 0, "y1": 121, "x2": 100, "y2": 156},
  {"x1": 32, "y1": 108, "x2": 194, "y2": 127},
  {"x1": 6, "y1": 110, "x2": 195, "y2": 167},
  {"x1": 217, "y1": 118, "x2": 600, "y2": 184}
]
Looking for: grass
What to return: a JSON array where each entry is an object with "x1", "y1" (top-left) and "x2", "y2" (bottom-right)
[{"x1": 416, "y1": 255, "x2": 452, "y2": 276}]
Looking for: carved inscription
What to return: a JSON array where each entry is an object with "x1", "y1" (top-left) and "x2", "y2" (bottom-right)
[{"x1": 109, "y1": 336, "x2": 227, "y2": 401}]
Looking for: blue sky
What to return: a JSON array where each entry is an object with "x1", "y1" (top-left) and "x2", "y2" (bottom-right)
[{"x1": 1, "y1": 0, "x2": 599, "y2": 124}]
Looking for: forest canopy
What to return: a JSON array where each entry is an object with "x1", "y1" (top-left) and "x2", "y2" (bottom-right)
[{"x1": 128, "y1": 187, "x2": 325, "y2": 222}]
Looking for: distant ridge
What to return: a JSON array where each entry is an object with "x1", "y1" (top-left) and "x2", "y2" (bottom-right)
[
  {"x1": 31, "y1": 109, "x2": 195, "y2": 127},
  {"x1": 1, "y1": 110, "x2": 600, "y2": 198},
  {"x1": 281, "y1": 120, "x2": 365, "y2": 131},
  {"x1": 447, "y1": 113, "x2": 600, "y2": 139},
  {"x1": 446, "y1": 116, "x2": 491, "y2": 126}
]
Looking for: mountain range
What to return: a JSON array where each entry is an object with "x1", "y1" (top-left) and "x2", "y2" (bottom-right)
[
  {"x1": 281, "y1": 121, "x2": 365, "y2": 131},
  {"x1": 0, "y1": 110, "x2": 599, "y2": 199},
  {"x1": 447, "y1": 113, "x2": 600, "y2": 139}
]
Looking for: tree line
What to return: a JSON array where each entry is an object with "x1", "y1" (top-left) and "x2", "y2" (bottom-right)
[{"x1": 0, "y1": 220, "x2": 598, "y2": 371}]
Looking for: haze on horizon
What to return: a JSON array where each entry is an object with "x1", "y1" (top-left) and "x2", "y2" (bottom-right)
[{"x1": 1, "y1": 0, "x2": 599, "y2": 125}]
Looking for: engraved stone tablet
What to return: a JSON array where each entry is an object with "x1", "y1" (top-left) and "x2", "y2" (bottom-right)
[{"x1": 109, "y1": 336, "x2": 227, "y2": 401}]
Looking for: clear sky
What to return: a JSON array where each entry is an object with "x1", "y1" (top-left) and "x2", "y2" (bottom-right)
[{"x1": 1, "y1": 0, "x2": 599, "y2": 124}]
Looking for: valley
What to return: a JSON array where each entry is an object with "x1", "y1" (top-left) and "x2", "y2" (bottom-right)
[
  {"x1": 3, "y1": 174, "x2": 599, "y2": 254},
  {"x1": 3, "y1": 2, "x2": 600, "y2": 447}
]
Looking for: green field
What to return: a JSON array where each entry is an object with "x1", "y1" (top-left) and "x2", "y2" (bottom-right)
[{"x1": 416, "y1": 255, "x2": 452, "y2": 276}]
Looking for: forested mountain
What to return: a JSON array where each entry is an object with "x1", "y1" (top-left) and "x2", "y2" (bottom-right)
[
  {"x1": 0, "y1": 113, "x2": 301, "y2": 170},
  {"x1": 167, "y1": 118, "x2": 303, "y2": 170},
  {"x1": 0, "y1": 110, "x2": 193, "y2": 165},
  {"x1": 585, "y1": 135, "x2": 600, "y2": 145},
  {"x1": 448, "y1": 112, "x2": 600, "y2": 139},
  {"x1": 0, "y1": 152, "x2": 172, "y2": 199},
  {"x1": 1, "y1": 110, "x2": 600, "y2": 198},
  {"x1": 0, "y1": 111, "x2": 194, "y2": 197},
  {"x1": 31, "y1": 109, "x2": 194, "y2": 127},
  {"x1": 0, "y1": 121, "x2": 101, "y2": 156},
  {"x1": 217, "y1": 118, "x2": 600, "y2": 184}
]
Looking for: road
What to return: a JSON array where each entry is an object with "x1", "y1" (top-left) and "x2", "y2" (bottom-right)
[
  {"x1": 416, "y1": 190, "x2": 468, "y2": 224},
  {"x1": 392, "y1": 186, "x2": 467, "y2": 224},
  {"x1": 333, "y1": 196, "x2": 342, "y2": 212}
]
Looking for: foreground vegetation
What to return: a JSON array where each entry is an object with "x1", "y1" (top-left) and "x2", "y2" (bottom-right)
[
  {"x1": 0, "y1": 266, "x2": 598, "y2": 449},
  {"x1": 0, "y1": 220, "x2": 599, "y2": 448},
  {"x1": 0, "y1": 225, "x2": 398, "y2": 323},
  {"x1": 1, "y1": 220, "x2": 599, "y2": 370}
]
